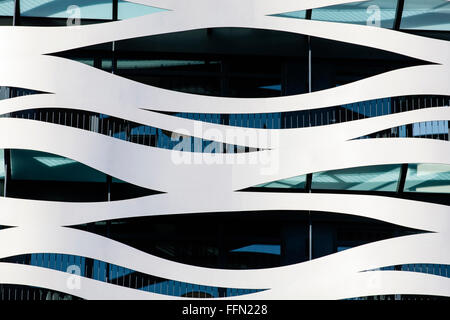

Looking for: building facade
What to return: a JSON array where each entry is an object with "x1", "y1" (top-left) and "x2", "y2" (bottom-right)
[{"x1": 0, "y1": 0, "x2": 449, "y2": 300}]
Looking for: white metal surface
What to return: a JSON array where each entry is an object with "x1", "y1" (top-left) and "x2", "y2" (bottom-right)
[{"x1": 0, "y1": 0, "x2": 449, "y2": 299}]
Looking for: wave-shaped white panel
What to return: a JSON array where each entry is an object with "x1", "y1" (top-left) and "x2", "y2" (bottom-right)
[
  {"x1": 0, "y1": 0, "x2": 448, "y2": 300},
  {"x1": 0, "y1": 118, "x2": 449, "y2": 193},
  {"x1": 0, "y1": 263, "x2": 179, "y2": 300},
  {"x1": 0, "y1": 93, "x2": 448, "y2": 149},
  {"x1": 0, "y1": 54, "x2": 448, "y2": 115},
  {"x1": 0, "y1": 227, "x2": 449, "y2": 297},
  {"x1": 0, "y1": 192, "x2": 449, "y2": 233}
]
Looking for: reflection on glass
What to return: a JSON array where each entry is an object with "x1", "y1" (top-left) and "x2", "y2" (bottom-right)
[
  {"x1": 10, "y1": 149, "x2": 106, "y2": 182},
  {"x1": 0, "y1": 149, "x2": 4, "y2": 179},
  {"x1": 0, "y1": 86, "x2": 10, "y2": 100},
  {"x1": 404, "y1": 164, "x2": 450, "y2": 193},
  {"x1": 23, "y1": 252, "x2": 259, "y2": 297},
  {"x1": 311, "y1": 0, "x2": 397, "y2": 28},
  {"x1": 401, "y1": 0, "x2": 450, "y2": 31},
  {"x1": 231, "y1": 244, "x2": 281, "y2": 255},
  {"x1": 254, "y1": 174, "x2": 306, "y2": 189},
  {"x1": 118, "y1": 0, "x2": 167, "y2": 20},
  {"x1": 74, "y1": 58, "x2": 95, "y2": 67},
  {"x1": 21, "y1": 0, "x2": 113, "y2": 19},
  {"x1": 0, "y1": 149, "x2": 4, "y2": 197},
  {"x1": 312, "y1": 164, "x2": 401, "y2": 191},
  {"x1": 413, "y1": 120, "x2": 449, "y2": 137},
  {"x1": 20, "y1": 0, "x2": 167, "y2": 20},
  {"x1": 115, "y1": 59, "x2": 208, "y2": 70},
  {"x1": 378, "y1": 263, "x2": 450, "y2": 277},
  {"x1": 259, "y1": 84, "x2": 282, "y2": 92},
  {"x1": 342, "y1": 98, "x2": 391, "y2": 118},
  {"x1": 0, "y1": 0, "x2": 13, "y2": 17},
  {"x1": 271, "y1": 10, "x2": 306, "y2": 19},
  {"x1": 31, "y1": 253, "x2": 86, "y2": 277}
]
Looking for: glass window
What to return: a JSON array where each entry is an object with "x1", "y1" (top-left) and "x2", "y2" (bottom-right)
[
  {"x1": 337, "y1": 246, "x2": 352, "y2": 252},
  {"x1": 116, "y1": 59, "x2": 209, "y2": 70},
  {"x1": 271, "y1": 10, "x2": 307, "y2": 19},
  {"x1": 8, "y1": 149, "x2": 107, "y2": 202},
  {"x1": 0, "y1": 149, "x2": 4, "y2": 197},
  {"x1": 413, "y1": 120, "x2": 449, "y2": 137},
  {"x1": 311, "y1": 0, "x2": 397, "y2": 29},
  {"x1": 0, "y1": 149, "x2": 4, "y2": 180},
  {"x1": 342, "y1": 98, "x2": 392, "y2": 118},
  {"x1": 0, "y1": 0, "x2": 13, "y2": 16},
  {"x1": 30, "y1": 253, "x2": 87, "y2": 277},
  {"x1": 231, "y1": 244, "x2": 281, "y2": 255},
  {"x1": 118, "y1": 0, "x2": 167, "y2": 20},
  {"x1": 254, "y1": 174, "x2": 307, "y2": 189},
  {"x1": 111, "y1": 176, "x2": 158, "y2": 200},
  {"x1": 404, "y1": 164, "x2": 450, "y2": 193},
  {"x1": 21, "y1": 0, "x2": 113, "y2": 20},
  {"x1": 401, "y1": 0, "x2": 450, "y2": 31},
  {"x1": 312, "y1": 164, "x2": 401, "y2": 191},
  {"x1": 10, "y1": 149, "x2": 106, "y2": 182},
  {"x1": 0, "y1": 86, "x2": 10, "y2": 100}
]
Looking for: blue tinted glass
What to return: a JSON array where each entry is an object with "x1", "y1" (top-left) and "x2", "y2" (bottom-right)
[
  {"x1": 0, "y1": 149, "x2": 4, "y2": 179},
  {"x1": 312, "y1": 164, "x2": 401, "y2": 191},
  {"x1": 0, "y1": 149, "x2": 4, "y2": 197},
  {"x1": 30, "y1": 253, "x2": 86, "y2": 277},
  {"x1": 254, "y1": 174, "x2": 306, "y2": 189},
  {"x1": 109, "y1": 264, "x2": 134, "y2": 280},
  {"x1": 413, "y1": 121, "x2": 449, "y2": 137},
  {"x1": 231, "y1": 244, "x2": 281, "y2": 255},
  {"x1": 21, "y1": 0, "x2": 113, "y2": 19},
  {"x1": 342, "y1": 98, "x2": 391, "y2": 117},
  {"x1": 10, "y1": 149, "x2": 106, "y2": 182},
  {"x1": 272, "y1": 10, "x2": 307, "y2": 19},
  {"x1": 0, "y1": 86, "x2": 10, "y2": 100},
  {"x1": 404, "y1": 164, "x2": 450, "y2": 193},
  {"x1": 311, "y1": 0, "x2": 397, "y2": 28},
  {"x1": 118, "y1": 0, "x2": 167, "y2": 20},
  {"x1": 259, "y1": 84, "x2": 282, "y2": 92},
  {"x1": 0, "y1": 0, "x2": 13, "y2": 16},
  {"x1": 401, "y1": 0, "x2": 450, "y2": 31},
  {"x1": 116, "y1": 59, "x2": 206, "y2": 69},
  {"x1": 93, "y1": 260, "x2": 107, "y2": 281}
]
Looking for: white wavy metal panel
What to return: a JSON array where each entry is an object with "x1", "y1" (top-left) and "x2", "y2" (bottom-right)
[
  {"x1": 0, "y1": 192, "x2": 448, "y2": 232},
  {"x1": 0, "y1": 0, "x2": 449, "y2": 299}
]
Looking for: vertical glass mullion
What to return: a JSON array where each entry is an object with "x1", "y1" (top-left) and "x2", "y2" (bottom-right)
[{"x1": 13, "y1": 0, "x2": 20, "y2": 26}]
